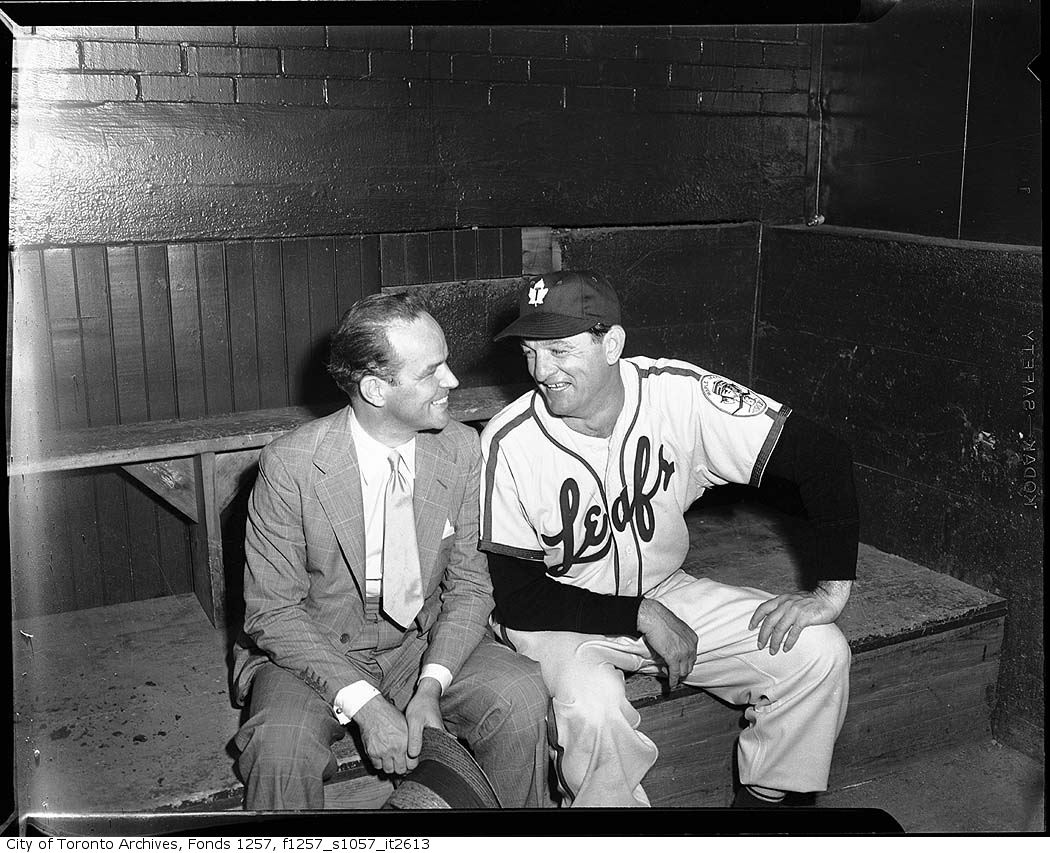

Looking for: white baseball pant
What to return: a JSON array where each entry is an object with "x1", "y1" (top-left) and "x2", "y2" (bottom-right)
[{"x1": 496, "y1": 570, "x2": 851, "y2": 807}]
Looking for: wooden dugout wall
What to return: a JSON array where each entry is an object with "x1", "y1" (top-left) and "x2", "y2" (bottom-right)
[{"x1": 8, "y1": 227, "x2": 524, "y2": 618}]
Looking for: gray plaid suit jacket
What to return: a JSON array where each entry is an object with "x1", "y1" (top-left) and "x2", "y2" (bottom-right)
[{"x1": 231, "y1": 406, "x2": 493, "y2": 708}]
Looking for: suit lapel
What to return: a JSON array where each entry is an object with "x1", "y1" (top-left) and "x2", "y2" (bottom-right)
[
  {"x1": 414, "y1": 433, "x2": 454, "y2": 585},
  {"x1": 313, "y1": 409, "x2": 368, "y2": 598}
]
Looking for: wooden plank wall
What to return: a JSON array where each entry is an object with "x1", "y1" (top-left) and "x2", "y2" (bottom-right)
[
  {"x1": 754, "y1": 224, "x2": 1043, "y2": 754},
  {"x1": 555, "y1": 223, "x2": 762, "y2": 382},
  {"x1": 9, "y1": 228, "x2": 522, "y2": 618}
]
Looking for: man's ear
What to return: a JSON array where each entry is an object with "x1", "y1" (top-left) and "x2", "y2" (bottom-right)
[
  {"x1": 604, "y1": 325, "x2": 626, "y2": 364},
  {"x1": 358, "y1": 374, "x2": 387, "y2": 408}
]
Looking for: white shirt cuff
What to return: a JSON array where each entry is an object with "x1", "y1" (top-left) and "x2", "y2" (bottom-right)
[
  {"x1": 419, "y1": 664, "x2": 453, "y2": 694},
  {"x1": 332, "y1": 680, "x2": 381, "y2": 724}
]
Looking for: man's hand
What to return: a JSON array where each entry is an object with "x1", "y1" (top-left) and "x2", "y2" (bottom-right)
[
  {"x1": 353, "y1": 694, "x2": 414, "y2": 776},
  {"x1": 749, "y1": 580, "x2": 853, "y2": 655},
  {"x1": 637, "y1": 598, "x2": 698, "y2": 689},
  {"x1": 404, "y1": 677, "x2": 446, "y2": 761}
]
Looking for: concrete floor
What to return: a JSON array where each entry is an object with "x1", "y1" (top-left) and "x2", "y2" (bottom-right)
[
  {"x1": 325, "y1": 737, "x2": 1045, "y2": 833},
  {"x1": 821, "y1": 738, "x2": 1044, "y2": 833}
]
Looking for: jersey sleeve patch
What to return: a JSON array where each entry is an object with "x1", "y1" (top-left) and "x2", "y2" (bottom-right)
[{"x1": 700, "y1": 374, "x2": 768, "y2": 417}]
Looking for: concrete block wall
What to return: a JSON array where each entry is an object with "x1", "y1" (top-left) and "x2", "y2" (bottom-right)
[
  {"x1": 14, "y1": 24, "x2": 813, "y2": 113},
  {"x1": 10, "y1": 24, "x2": 818, "y2": 246}
]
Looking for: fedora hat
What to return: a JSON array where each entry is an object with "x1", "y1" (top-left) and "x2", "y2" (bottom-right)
[{"x1": 381, "y1": 726, "x2": 502, "y2": 809}]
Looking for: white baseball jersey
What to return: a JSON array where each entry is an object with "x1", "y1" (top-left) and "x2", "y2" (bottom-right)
[{"x1": 480, "y1": 356, "x2": 792, "y2": 597}]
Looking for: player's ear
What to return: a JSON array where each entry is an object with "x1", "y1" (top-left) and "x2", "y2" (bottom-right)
[{"x1": 604, "y1": 325, "x2": 626, "y2": 364}]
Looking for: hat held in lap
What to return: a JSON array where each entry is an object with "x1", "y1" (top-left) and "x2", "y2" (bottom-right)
[{"x1": 381, "y1": 726, "x2": 502, "y2": 809}]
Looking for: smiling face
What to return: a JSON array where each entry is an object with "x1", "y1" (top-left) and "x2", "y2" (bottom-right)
[
  {"x1": 521, "y1": 330, "x2": 622, "y2": 426},
  {"x1": 380, "y1": 313, "x2": 459, "y2": 440}
]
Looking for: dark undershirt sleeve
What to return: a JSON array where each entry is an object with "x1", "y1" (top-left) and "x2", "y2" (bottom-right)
[
  {"x1": 485, "y1": 550, "x2": 643, "y2": 634},
  {"x1": 760, "y1": 412, "x2": 859, "y2": 581}
]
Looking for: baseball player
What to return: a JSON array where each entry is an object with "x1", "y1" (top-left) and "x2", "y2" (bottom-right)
[{"x1": 479, "y1": 270, "x2": 858, "y2": 808}]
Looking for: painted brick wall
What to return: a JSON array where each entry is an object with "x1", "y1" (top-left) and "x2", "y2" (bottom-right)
[
  {"x1": 10, "y1": 24, "x2": 817, "y2": 245},
  {"x1": 14, "y1": 24, "x2": 813, "y2": 112}
]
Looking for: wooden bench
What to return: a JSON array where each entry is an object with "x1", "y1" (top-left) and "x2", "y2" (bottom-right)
[
  {"x1": 11, "y1": 501, "x2": 1006, "y2": 815},
  {"x1": 6, "y1": 384, "x2": 529, "y2": 627}
]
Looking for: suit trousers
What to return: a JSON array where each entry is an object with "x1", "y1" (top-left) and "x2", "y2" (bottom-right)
[
  {"x1": 235, "y1": 611, "x2": 551, "y2": 810},
  {"x1": 497, "y1": 570, "x2": 851, "y2": 807}
]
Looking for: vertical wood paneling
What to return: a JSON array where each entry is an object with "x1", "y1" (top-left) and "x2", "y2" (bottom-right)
[
  {"x1": 167, "y1": 244, "x2": 207, "y2": 419},
  {"x1": 453, "y1": 229, "x2": 479, "y2": 281},
  {"x1": 380, "y1": 233, "x2": 407, "y2": 287},
  {"x1": 197, "y1": 242, "x2": 234, "y2": 416},
  {"x1": 334, "y1": 235, "x2": 382, "y2": 314},
  {"x1": 106, "y1": 246, "x2": 149, "y2": 424},
  {"x1": 430, "y1": 231, "x2": 455, "y2": 282},
  {"x1": 281, "y1": 239, "x2": 313, "y2": 405},
  {"x1": 500, "y1": 227, "x2": 523, "y2": 277},
  {"x1": 252, "y1": 240, "x2": 289, "y2": 408},
  {"x1": 334, "y1": 236, "x2": 363, "y2": 318},
  {"x1": 65, "y1": 471, "x2": 105, "y2": 609},
  {"x1": 13, "y1": 229, "x2": 529, "y2": 620},
  {"x1": 137, "y1": 245, "x2": 178, "y2": 420},
  {"x1": 405, "y1": 232, "x2": 430, "y2": 284},
  {"x1": 43, "y1": 249, "x2": 88, "y2": 429},
  {"x1": 122, "y1": 478, "x2": 168, "y2": 601},
  {"x1": 477, "y1": 228, "x2": 502, "y2": 278},
  {"x1": 361, "y1": 235, "x2": 381, "y2": 295},
  {"x1": 11, "y1": 250, "x2": 58, "y2": 441},
  {"x1": 308, "y1": 238, "x2": 338, "y2": 338},
  {"x1": 93, "y1": 470, "x2": 132, "y2": 604},
  {"x1": 73, "y1": 246, "x2": 119, "y2": 426},
  {"x1": 225, "y1": 241, "x2": 261, "y2": 412},
  {"x1": 307, "y1": 238, "x2": 339, "y2": 402},
  {"x1": 156, "y1": 501, "x2": 194, "y2": 597},
  {"x1": 9, "y1": 474, "x2": 77, "y2": 617}
]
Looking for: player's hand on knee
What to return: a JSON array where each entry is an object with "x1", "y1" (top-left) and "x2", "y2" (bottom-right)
[
  {"x1": 637, "y1": 598, "x2": 699, "y2": 689},
  {"x1": 749, "y1": 581, "x2": 852, "y2": 655},
  {"x1": 354, "y1": 694, "x2": 412, "y2": 776}
]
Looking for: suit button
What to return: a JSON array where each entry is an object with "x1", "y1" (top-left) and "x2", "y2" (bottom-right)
[{"x1": 339, "y1": 633, "x2": 351, "y2": 644}]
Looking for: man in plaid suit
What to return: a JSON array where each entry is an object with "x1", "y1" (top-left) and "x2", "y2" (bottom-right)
[{"x1": 231, "y1": 292, "x2": 551, "y2": 809}]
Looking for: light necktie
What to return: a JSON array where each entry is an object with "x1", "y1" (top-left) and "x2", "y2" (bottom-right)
[{"x1": 381, "y1": 449, "x2": 424, "y2": 628}]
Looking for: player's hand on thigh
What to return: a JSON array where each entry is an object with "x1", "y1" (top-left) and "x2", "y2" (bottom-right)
[
  {"x1": 354, "y1": 694, "x2": 413, "y2": 776},
  {"x1": 749, "y1": 580, "x2": 852, "y2": 655},
  {"x1": 637, "y1": 598, "x2": 699, "y2": 689}
]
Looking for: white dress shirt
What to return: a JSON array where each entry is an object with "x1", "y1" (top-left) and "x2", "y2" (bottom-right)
[{"x1": 332, "y1": 411, "x2": 453, "y2": 723}]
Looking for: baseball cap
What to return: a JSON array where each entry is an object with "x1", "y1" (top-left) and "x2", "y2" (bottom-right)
[{"x1": 493, "y1": 270, "x2": 621, "y2": 341}]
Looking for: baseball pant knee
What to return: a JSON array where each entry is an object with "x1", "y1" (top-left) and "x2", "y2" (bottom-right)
[
  {"x1": 790, "y1": 622, "x2": 851, "y2": 688},
  {"x1": 546, "y1": 647, "x2": 656, "y2": 808},
  {"x1": 737, "y1": 623, "x2": 851, "y2": 793}
]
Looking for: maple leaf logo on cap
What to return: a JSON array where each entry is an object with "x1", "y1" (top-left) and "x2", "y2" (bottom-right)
[{"x1": 528, "y1": 279, "x2": 549, "y2": 306}]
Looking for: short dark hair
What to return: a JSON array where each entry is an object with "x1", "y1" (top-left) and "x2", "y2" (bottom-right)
[
  {"x1": 588, "y1": 322, "x2": 612, "y2": 342},
  {"x1": 327, "y1": 292, "x2": 432, "y2": 399}
]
